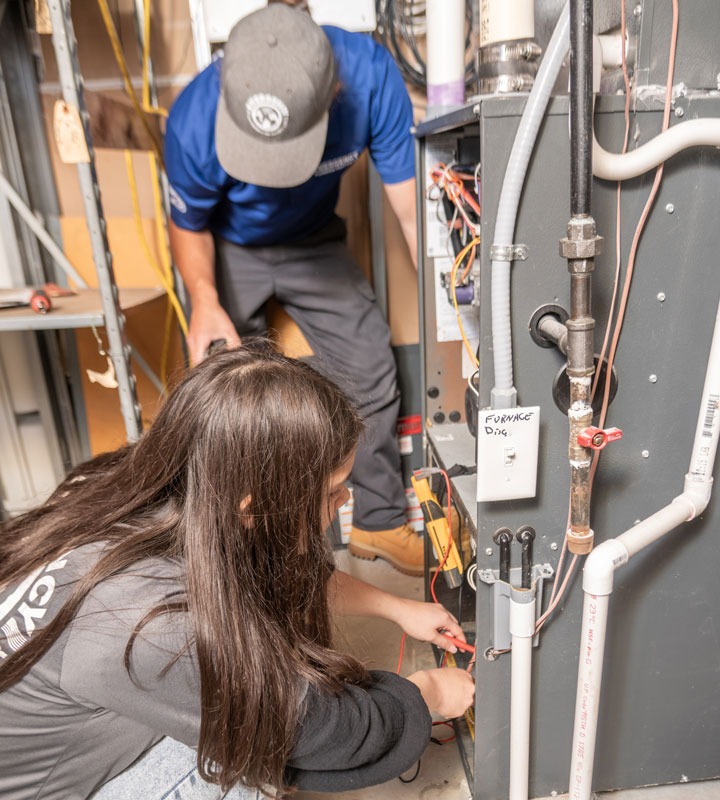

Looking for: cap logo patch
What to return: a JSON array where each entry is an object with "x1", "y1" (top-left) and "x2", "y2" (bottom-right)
[{"x1": 245, "y1": 93, "x2": 289, "y2": 137}]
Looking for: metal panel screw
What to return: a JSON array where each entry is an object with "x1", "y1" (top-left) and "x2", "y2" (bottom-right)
[
  {"x1": 642, "y1": 450, "x2": 650, "y2": 458},
  {"x1": 550, "y1": 542, "x2": 559, "y2": 551},
  {"x1": 665, "y1": 203, "x2": 674, "y2": 214},
  {"x1": 649, "y1": 374, "x2": 658, "y2": 383},
  {"x1": 485, "y1": 548, "x2": 493, "y2": 556},
  {"x1": 657, "y1": 292, "x2": 666, "y2": 302},
  {"x1": 675, "y1": 107, "x2": 684, "y2": 118},
  {"x1": 633, "y1": 4, "x2": 642, "y2": 16}
]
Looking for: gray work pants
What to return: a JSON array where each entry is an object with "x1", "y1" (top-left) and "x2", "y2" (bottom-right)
[{"x1": 214, "y1": 228, "x2": 406, "y2": 531}]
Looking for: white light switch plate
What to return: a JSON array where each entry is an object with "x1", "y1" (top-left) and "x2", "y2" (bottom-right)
[{"x1": 476, "y1": 406, "x2": 540, "y2": 501}]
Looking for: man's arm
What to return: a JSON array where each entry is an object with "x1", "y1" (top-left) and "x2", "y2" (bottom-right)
[
  {"x1": 168, "y1": 221, "x2": 241, "y2": 364},
  {"x1": 384, "y1": 177, "x2": 418, "y2": 269}
]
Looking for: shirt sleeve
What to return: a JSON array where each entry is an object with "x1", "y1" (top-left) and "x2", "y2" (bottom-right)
[
  {"x1": 164, "y1": 118, "x2": 226, "y2": 233},
  {"x1": 286, "y1": 670, "x2": 432, "y2": 792},
  {"x1": 367, "y1": 43, "x2": 416, "y2": 185}
]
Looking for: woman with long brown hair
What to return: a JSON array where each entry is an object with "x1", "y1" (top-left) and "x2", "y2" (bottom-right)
[{"x1": 0, "y1": 346, "x2": 474, "y2": 799}]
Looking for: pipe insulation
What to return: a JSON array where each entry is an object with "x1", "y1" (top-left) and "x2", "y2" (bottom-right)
[
  {"x1": 568, "y1": 298, "x2": 720, "y2": 800},
  {"x1": 593, "y1": 117, "x2": 720, "y2": 181},
  {"x1": 426, "y1": 0, "x2": 466, "y2": 113},
  {"x1": 490, "y1": 1, "x2": 570, "y2": 408}
]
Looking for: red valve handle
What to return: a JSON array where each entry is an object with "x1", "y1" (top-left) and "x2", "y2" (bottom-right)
[{"x1": 577, "y1": 426, "x2": 623, "y2": 451}]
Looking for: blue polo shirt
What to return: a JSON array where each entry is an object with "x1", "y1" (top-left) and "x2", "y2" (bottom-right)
[{"x1": 165, "y1": 26, "x2": 415, "y2": 247}]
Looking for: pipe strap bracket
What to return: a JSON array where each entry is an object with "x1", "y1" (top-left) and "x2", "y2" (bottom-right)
[{"x1": 490, "y1": 243, "x2": 529, "y2": 262}]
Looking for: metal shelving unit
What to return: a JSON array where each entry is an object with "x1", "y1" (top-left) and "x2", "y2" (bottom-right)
[
  {"x1": 0, "y1": 288, "x2": 164, "y2": 333},
  {"x1": 43, "y1": 0, "x2": 144, "y2": 441},
  {"x1": 0, "y1": 0, "x2": 156, "y2": 448}
]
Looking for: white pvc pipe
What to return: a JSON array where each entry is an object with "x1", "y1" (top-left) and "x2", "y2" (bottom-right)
[
  {"x1": 568, "y1": 298, "x2": 720, "y2": 800},
  {"x1": 509, "y1": 588, "x2": 536, "y2": 800},
  {"x1": 568, "y1": 592, "x2": 610, "y2": 800},
  {"x1": 597, "y1": 33, "x2": 625, "y2": 69},
  {"x1": 426, "y1": 0, "x2": 465, "y2": 113},
  {"x1": 490, "y1": 2, "x2": 569, "y2": 408},
  {"x1": 480, "y1": 0, "x2": 535, "y2": 47},
  {"x1": 593, "y1": 118, "x2": 720, "y2": 181}
]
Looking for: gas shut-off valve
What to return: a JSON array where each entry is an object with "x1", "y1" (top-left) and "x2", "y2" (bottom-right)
[{"x1": 577, "y1": 425, "x2": 623, "y2": 451}]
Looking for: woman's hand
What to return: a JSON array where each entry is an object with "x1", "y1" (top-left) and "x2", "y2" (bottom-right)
[
  {"x1": 391, "y1": 597, "x2": 467, "y2": 653},
  {"x1": 407, "y1": 668, "x2": 475, "y2": 719},
  {"x1": 327, "y1": 571, "x2": 468, "y2": 652}
]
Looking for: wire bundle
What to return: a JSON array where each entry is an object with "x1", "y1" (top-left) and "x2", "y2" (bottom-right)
[{"x1": 374, "y1": 0, "x2": 477, "y2": 90}]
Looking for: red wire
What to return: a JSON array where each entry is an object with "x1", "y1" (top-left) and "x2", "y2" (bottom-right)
[{"x1": 396, "y1": 632, "x2": 407, "y2": 674}]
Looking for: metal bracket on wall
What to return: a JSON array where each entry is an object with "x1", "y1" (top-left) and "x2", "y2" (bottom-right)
[
  {"x1": 478, "y1": 563, "x2": 553, "y2": 651},
  {"x1": 489, "y1": 243, "x2": 529, "y2": 262}
]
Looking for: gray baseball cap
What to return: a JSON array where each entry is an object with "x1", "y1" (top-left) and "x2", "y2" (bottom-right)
[{"x1": 215, "y1": 4, "x2": 336, "y2": 188}]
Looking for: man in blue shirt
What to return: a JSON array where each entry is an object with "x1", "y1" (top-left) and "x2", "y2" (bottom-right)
[{"x1": 165, "y1": 3, "x2": 423, "y2": 575}]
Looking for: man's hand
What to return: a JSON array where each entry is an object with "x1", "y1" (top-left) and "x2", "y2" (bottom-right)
[
  {"x1": 168, "y1": 222, "x2": 242, "y2": 364},
  {"x1": 187, "y1": 299, "x2": 242, "y2": 365}
]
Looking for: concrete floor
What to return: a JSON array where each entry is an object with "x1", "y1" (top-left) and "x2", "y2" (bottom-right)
[{"x1": 294, "y1": 550, "x2": 720, "y2": 800}]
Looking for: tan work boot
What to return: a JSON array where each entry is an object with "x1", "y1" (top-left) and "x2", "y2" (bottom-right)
[{"x1": 348, "y1": 523, "x2": 424, "y2": 577}]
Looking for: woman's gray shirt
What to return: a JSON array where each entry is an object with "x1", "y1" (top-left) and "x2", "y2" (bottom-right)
[{"x1": 0, "y1": 544, "x2": 431, "y2": 799}]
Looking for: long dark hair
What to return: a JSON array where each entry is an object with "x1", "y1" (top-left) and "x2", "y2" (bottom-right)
[{"x1": 0, "y1": 346, "x2": 368, "y2": 793}]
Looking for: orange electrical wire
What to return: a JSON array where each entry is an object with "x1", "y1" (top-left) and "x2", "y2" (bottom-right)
[
  {"x1": 429, "y1": 162, "x2": 482, "y2": 232},
  {"x1": 594, "y1": 0, "x2": 679, "y2": 454}
]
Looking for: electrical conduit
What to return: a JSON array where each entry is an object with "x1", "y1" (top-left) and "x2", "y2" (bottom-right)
[
  {"x1": 490, "y1": 2, "x2": 569, "y2": 408},
  {"x1": 568, "y1": 298, "x2": 720, "y2": 800}
]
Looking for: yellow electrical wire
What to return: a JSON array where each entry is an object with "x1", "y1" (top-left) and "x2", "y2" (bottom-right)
[
  {"x1": 96, "y1": 1, "x2": 187, "y2": 382},
  {"x1": 95, "y1": 0, "x2": 165, "y2": 162},
  {"x1": 450, "y1": 236, "x2": 481, "y2": 367},
  {"x1": 141, "y1": 0, "x2": 168, "y2": 118},
  {"x1": 124, "y1": 150, "x2": 189, "y2": 337},
  {"x1": 149, "y1": 153, "x2": 179, "y2": 382}
]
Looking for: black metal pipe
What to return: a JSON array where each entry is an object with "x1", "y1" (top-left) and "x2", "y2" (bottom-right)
[
  {"x1": 493, "y1": 527, "x2": 513, "y2": 584},
  {"x1": 516, "y1": 526, "x2": 536, "y2": 589},
  {"x1": 570, "y1": 0, "x2": 593, "y2": 216}
]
